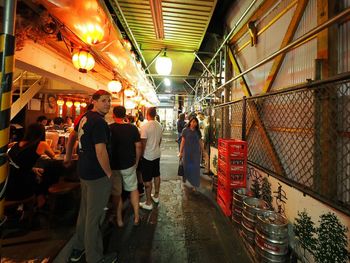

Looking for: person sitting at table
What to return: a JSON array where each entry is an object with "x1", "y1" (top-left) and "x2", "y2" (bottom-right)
[
  {"x1": 6, "y1": 123, "x2": 56, "y2": 207},
  {"x1": 46, "y1": 117, "x2": 64, "y2": 132},
  {"x1": 36, "y1": 115, "x2": 48, "y2": 127}
]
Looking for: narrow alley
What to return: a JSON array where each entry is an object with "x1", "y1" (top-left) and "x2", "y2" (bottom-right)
[{"x1": 53, "y1": 131, "x2": 252, "y2": 263}]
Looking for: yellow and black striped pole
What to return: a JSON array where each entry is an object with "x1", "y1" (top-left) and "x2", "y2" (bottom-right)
[{"x1": 0, "y1": 0, "x2": 17, "y2": 226}]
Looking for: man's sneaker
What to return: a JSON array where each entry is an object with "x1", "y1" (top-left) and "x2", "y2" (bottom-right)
[
  {"x1": 68, "y1": 249, "x2": 85, "y2": 262},
  {"x1": 151, "y1": 194, "x2": 159, "y2": 203},
  {"x1": 97, "y1": 252, "x2": 118, "y2": 263},
  {"x1": 139, "y1": 201, "x2": 153, "y2": 210}
]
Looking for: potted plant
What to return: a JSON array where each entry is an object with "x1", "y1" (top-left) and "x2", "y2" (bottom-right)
[{"x1": 315, "y1": 212, "x2": 348, "y2": 263}]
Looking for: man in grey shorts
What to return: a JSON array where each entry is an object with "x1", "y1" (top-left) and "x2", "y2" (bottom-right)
[{"x1": 109, "y1": 106, "x2": 141, "y2": 226}]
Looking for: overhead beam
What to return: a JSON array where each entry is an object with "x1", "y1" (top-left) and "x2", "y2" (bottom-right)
[
  {"x1": 15, "y1": 42, "x2": 107, "y2": 93},
  {"x1": 146, "y1": 74, "x2": 215, "y2": 79},
  {"x1": 263, "y1": 0, "x2": 308, "y2": 93},
  {"x1": 149, "y1": 0, "x2": 164, "y2": 39}
]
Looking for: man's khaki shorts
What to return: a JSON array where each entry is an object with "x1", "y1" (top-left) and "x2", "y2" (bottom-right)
[{"x1": 111, "y1": 165, "x2": 138, "y2": 196}]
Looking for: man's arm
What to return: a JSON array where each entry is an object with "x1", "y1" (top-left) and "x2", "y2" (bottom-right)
[
  {"x1": 95, "y1": 143, "x2": 112, "y2": 178},
  {"x1": 179, "y1": 137, "x2": 185, "y2": 159},
  {"x1": 141, "y1": 138, "x2": 147, "y2": 156},
  {"x1": 135, "y1": 141, "x2": 142, "y2": 166},
  {"x1": 64, "y1": 130, "x2": 78, "y2": 166}
]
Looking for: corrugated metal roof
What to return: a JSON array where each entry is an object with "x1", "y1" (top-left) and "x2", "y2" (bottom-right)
[{"x1": 108, "y1": 0, "x2": 217, "y2": 78}]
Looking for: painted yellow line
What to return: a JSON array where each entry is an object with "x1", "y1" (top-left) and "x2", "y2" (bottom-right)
[
  {"x1": 0, "y1": 127, "x2": 9, "y2": 149},
  {"x1": 1, "y1": 91, "x2": 11, "y2": 111},
  {"x1": 5, "y1": 55, "x2": 13, "y2": 74}
]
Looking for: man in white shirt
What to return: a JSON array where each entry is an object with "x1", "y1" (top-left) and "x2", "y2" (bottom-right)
[{"x1": 139, "y1": 107, "x2": 163, "y2": 210}]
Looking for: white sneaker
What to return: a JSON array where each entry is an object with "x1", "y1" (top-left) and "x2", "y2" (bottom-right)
[
  {"x1": 139, "y1": 201, "x2": 153, "y2": 210},
  {"x1": 151, "y1": 194, "x2": 159, "y2": 203}
]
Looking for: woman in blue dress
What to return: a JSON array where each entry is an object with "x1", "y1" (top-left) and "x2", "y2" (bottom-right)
[{"x1": 179, "y1": 117, "x2": 206, "y2": 190}]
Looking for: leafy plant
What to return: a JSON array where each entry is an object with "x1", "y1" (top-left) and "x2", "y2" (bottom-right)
[
  {"x1": 315, "y1": 212, "x2": 348, "y2": 263},
  {"x1": 294, "y1": 210, "x2": 317, "y2": 252},
  {"x1": 261, "y1": 177, "x2": 272, "y2": 208}
]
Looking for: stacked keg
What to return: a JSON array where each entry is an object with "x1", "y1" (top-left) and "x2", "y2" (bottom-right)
[
  {"x1": 255, "y1": 211, "x2": 289, "y2": 262},
  {"x1": 232, "y1": 188, "x2": 250, "y2": 224},
  {"x1": 241, "y1": 197, "x2": 270, "y2": 245}
]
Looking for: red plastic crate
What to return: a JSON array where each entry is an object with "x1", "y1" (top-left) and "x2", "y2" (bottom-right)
[{"x1": 217, "y1": 194, "x2": 231, "y2": 216}]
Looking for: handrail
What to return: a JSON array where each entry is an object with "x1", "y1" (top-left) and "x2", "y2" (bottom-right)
[
  {"x1": 198, "y1": 7, "x2": 350, "y2": 104},
  {"x1": 213, "y1": 71, "x2": 350, "y2": 109}
]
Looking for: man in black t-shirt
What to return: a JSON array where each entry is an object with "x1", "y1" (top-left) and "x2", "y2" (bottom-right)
[
  {"x1": 109, "y1": 105, "x2": 141, "y2": 226},
  {"x1": 65, "y1": 90, "x2": 117, "y2": 263}
]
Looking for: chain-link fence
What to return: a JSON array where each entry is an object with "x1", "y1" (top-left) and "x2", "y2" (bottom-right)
[{"x1": 211, "y1": 74, "x2": 350, "y2": 215}]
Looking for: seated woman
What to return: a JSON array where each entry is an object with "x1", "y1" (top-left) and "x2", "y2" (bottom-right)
[{"x1": 6, "y1": 123, "x2": 56, "y2": 206}]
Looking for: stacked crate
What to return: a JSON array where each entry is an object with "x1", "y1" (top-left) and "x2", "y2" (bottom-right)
[{"x1": 217, "y1": 138, "x2": 247, "y2": 216}]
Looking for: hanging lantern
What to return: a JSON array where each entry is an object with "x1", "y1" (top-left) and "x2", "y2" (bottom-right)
[
  {"x1": 124, "y1": 88, "x2": 136, "y2": 97},
  {"x1": 108, "y1": 79, "x2": 122, "y2": 93},
  {"x1": 57, "y1": 99, "x2": 64, "y2": 106},
  {"x1": 74, "y1": 101, "x2": 81, "y2": 108},
  {"x1": 123, "y1": 39, "x2": 132, "y2": 51},
  {"x1": 72, "y1": 50, "x2": 95, "y2": 73},
  {"x1": 76, "y1": 23, "x2": 104, "y2": 45},
  {"x1": 125, "y1": 99, "x2": 136, "y2": 109},
  {"x1": 80, "y1": 102, "x2": 87, "y2": 108},
  {"x1": 155, "y1": 52, "x2": 172, "y2": 75},
  {"x1": 66, "y1": 101, "x2": 73, "y2": 108},
  {"x1": 134, "y1": 95, "x2": 142, "y2": 102},
  {"x1": 140, "y1": 99, "x2": 147, "y2": 106}
]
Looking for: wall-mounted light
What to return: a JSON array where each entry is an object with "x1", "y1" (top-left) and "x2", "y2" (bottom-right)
[
  {"x1": 125, "y1": 99, "x2": 136, "y2": 110},
  {"x1": 123, "y1": 39, "x2": 132, "y2": 51},
  {"x1": 164, "y1": 77, "x2": 171, "y2": 86},
  {"x1": 72, "y1": 50, "x2": 95, "y2": 73},
  {"x1": 155, "y1": 51, "x2": 172, "y2": 75},
  {"x1": 108, "y1": 79, "x2": 122, "y2": 93},
  {"x1": 80, "y1": 102, "x2": 87, "y2": 108},
  {"x1": 124, "y1": 88, "x2": 136, "y2": 97},
  {"x1": 57, "y1": 99, "x2": 64, "y2": 106},
  {"x1": 76, "y1": 23, "x2": 104, "y2": 45},
  {"x1": 74, "y1": 101, "x2": 81, "y2": 108},
  {"x1": 66, "y1": 101, "x2": 73, "y2": 108}
]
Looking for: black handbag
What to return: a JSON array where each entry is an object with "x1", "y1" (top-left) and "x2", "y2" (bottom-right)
[{"x1": 178, "y1": 159, "x2": 184, "y2": 177}]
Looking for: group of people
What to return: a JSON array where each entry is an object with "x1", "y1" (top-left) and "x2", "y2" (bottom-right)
[
  {"x1": 63, "y1": 90, "x2": 163, "y2": 263},
  {"x1": 6, "y1": 88, "x2": 210, "y2": 263}
]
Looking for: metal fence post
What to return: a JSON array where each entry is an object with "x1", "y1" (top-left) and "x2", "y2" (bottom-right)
[{"x1": 242, "y1": 96, "x2": 247, "y2": 141}]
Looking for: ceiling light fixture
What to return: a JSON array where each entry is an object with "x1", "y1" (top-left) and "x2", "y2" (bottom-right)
[
  {"x1": 164, "y1": 78, "x2": 171, "y2": 86},
  {"x1": 155, "y1": 51, "x2": 172, "y2": 75},
  {"x1": 108, "y1": 76, "x2": 122, "y2": 93},
  {"x1": 72, "y1": 50, "x2": 95, "y2": 73}
]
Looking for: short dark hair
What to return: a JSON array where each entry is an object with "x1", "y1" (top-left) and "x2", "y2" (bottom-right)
[
  {"x1": 92, "y1": 89, "x2": 111, "y2": 101},
  {"x1": 147, "y1": 107, "x2": 157, "y2": 118},
  {"x1": 37, "y1": 115, "x2": 47, "y2": 123},
  {"x1": 24, "y1": 123, "x2": 45, "y2": 143},
  {"x1": 113, "y1": 105, "x2": 126, "y2": 118},
  {"x1": 53, "y1": 117, "x2": 64, "y2": 125}
]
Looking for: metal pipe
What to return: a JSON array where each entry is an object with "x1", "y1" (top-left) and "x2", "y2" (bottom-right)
[
  {"x1": 183, "y1": 79, "x2": 195, "y2": 92},
  {"x1": 213, "y1": 71, "x2": 350, "y2": 109},
  {"x1": 0, "y1": 0, "x2": 17, "y2": 227},
  {"x1": 194, "y1": 52, "x2": 216, "y2": 79},
  {"x1": 242, "y1": 96, "x2": 247, "y2": 140},
  {"x1": 208, "y1": 0, "x2": 259, "y2": 68},
  {"x1": 193, "y1": 0, "x2": 258, "y2": 93},
  {"x1": 199, "y1": 6, "x2": 350, "y2": 104},
  {"x1": 146, "y1": 74, "x2": 216, "y2": 79},
  {"x1": 111, "y1": 0, "x2": 156, "y2": 87}
]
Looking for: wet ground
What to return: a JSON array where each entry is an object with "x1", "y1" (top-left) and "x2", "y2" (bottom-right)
[{"x1": 1, "y1": 131, "x2": 253, "y2": 263}]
